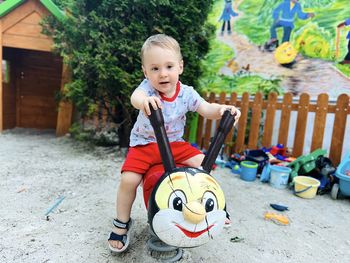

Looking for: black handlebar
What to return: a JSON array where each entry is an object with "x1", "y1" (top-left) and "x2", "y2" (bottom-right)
[
  {"x1": 149, "y1": 104, "x2": 236, "y2": 174},
  {"x1": 148, "y1": 105, "x2": 176, "y2": 173},
  {"x1": 201, "y1": 110, "x2": 236, "y2": 173}
]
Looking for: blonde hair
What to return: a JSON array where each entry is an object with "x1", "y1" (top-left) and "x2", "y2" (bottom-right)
[{"x1": 141, "y1": 34, "x2": 183, "y2": 64}]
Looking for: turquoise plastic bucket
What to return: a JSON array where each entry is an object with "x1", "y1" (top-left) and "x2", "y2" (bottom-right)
[
  {"x1": 269, "y1": 165, "x2": 291, "y2": 189},
  {"x1": 233, "y1": 161, "x2": 258, "y2": 181},
  {"x1": 336, "y1": 160, "x2": 350, "y2": 196}
]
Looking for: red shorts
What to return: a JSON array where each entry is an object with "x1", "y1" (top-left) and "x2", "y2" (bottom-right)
[{"x1": 121, "y1": 142, "x2": 202, "y2": 174}]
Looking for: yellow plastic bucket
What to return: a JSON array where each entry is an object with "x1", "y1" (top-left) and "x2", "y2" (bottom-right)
[{"x1": 293, "y1": 176, "x2": 320, "y2": 199}]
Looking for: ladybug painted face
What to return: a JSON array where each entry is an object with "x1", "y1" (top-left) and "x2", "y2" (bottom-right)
[{"x1": 149, "y1": 168, "x2": 226, "y2": 248}]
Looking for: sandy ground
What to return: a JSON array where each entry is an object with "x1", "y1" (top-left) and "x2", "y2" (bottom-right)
[{"x1": 1, "y1": 129, "x2": 350, "y2": 263}]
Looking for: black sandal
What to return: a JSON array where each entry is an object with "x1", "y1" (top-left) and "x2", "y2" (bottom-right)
[
  {"x1": 224, "y1": 210, "x2": 231, "y2": 228},
  {"x1": 108, "y1": 218, "x2": 133, "y2": 253}
]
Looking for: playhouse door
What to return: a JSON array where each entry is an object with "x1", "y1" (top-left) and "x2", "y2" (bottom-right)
[{"x1": 16, "y1": 50, "x2": 62, "y2": 129}]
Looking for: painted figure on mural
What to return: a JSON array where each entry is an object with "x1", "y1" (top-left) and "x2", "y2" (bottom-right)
[
  {"x1": 219, "y1": 0, "x2": 238, "y2": 36},
  {"x1": 337, "y1": 18, "x2": 350, "y2": 65},
  {"x1": 264, "y1": 0, "x2": 315, "y2": 51}
]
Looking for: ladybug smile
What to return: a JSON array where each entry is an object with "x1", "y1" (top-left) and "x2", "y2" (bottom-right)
[
  {"x1": 175, "y1": 224, "x2": 214, "y2": 238},
  {"x1": 150, "y1": 170, "x2": 227, "y2": 247}
]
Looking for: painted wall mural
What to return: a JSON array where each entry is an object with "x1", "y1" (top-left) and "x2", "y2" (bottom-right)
[{"x1": 201, "y1": 0, "x2": 350, "y2": 99}]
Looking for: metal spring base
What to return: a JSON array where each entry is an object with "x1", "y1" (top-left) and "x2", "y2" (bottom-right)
[{"x1": 147, "y1": 236, "x2": 183, "y2": 262}]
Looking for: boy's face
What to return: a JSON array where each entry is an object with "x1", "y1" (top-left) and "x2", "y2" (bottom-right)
[{"x1": 142, "y1": 46, "x2": 183, "y2": 98}]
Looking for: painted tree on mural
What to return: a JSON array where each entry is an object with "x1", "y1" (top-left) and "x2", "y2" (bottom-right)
[{"x1": 45, "y1": 0, "x2": 215, "y2": 146}]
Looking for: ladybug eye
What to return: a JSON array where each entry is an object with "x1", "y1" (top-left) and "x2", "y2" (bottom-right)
[
  {"x1": 202, "y1": 191, "x2": 218, "y2": 212},
  {"x1": 168, "y1": 190, "x2": 187, "y2": 211}
]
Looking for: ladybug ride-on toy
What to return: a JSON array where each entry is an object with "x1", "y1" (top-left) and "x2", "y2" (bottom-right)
[{"x1": 142, "y1": 105, "x2": 236, "y2": 261}]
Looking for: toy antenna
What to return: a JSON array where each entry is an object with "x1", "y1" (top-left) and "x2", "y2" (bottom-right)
[
  {"x1": 149, "y1": 105, "x2": 176, "y2": 173},
  {"x1": 201, "y1": 110, "x2": 236, "y2": 173}
]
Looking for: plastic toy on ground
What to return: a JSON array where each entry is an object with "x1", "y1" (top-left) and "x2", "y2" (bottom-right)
[
  {"x1": 293, "y1": 176, "x2": 320, "y2": 199},
  {"x1": 216, "y1": 158, "x2": 226, "y2": 168},
  {"x1": 314, "y1": 156, "x2": 337, "y2": 194},
  {"x1": 266, "y1": 144, "x2": 290, "y2": 159},
  {"x1": 270, "y1": 204, "x2": 288, "y2": 212},
  {"x1": 264, "y1": 212, "x2": 289, "y2": 225},
  {"x1": 269, "y1": 165, "x2": 292, "y2": 189},
  {"x1": 287, "y1": 149, "x2": 327, "y2": 182},
  {"x1": 288, "y1": 149, "x2": 336, "y2": 195},
  {"x1": 260, "y1": 163, "x2": 271, "y2": 183},
  {"x1": 331, "y1": 151, "x2": 350, "y2": 200},
  {"x1": 244, "y1": 149, "x2": 269, "y2": 174},
  {"x1": 232, "y1": 160, "x2": 258, "y2": 181}
]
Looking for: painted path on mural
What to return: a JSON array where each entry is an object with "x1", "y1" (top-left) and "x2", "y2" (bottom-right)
[{"x1": 219, "y1": 6, "x2": 350, "y2": 99}]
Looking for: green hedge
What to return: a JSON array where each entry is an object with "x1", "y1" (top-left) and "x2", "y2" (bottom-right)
[{"x1": 45, "y1": 0, "x2": 216, "y2": 145}]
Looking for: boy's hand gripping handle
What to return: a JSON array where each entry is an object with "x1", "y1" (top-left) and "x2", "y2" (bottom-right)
[
  {"x1": 148, "y1": 105, "x2": 176, "y2": 173},
  {"x1": 201, "y1": 110, "x2": 236, "y2": 173}
]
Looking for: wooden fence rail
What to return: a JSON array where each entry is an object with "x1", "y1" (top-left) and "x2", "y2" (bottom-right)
[{"x1": 195, "y1": 92, "x2": 350, "y2": 165}]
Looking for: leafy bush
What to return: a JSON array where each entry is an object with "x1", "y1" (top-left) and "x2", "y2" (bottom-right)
[
  {"x1": 69, "y1": 122, "x2": 119, "y2": 146},
  {"x1": 45, "y1": 0, "x2": 215, "y2": 146},
  {"x1": 294, "y1": 23, "x2": 332, "y2": 59},
  {"x1": 335, "y1": 63, "x2": 350, "y2": 77},
  {"x1": 303, "y1": 0, "x2": 335, "y2": 8}
]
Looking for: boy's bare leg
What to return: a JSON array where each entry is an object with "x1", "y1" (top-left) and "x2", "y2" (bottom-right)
[
  {"x1": 181, "y1": 153, "x2": 205, "y2": 168},
  {"x1": 109, "y1": 171, "x2": 143, "y2": 250}
]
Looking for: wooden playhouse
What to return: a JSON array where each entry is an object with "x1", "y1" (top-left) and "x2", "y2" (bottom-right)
[{"x1": 0, "y1": 0, "x2": 72, "y2": 136}]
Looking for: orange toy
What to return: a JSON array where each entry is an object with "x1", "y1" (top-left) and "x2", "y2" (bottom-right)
[{"x1": 264, "y1": 212, "x2": 289, "y2": 225}]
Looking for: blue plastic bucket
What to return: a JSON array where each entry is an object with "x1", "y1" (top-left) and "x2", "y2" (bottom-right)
[
  {"x1": 269, "y1": 166, "x2": 291, "y2": 189},
  {"x1": 238, "y1": 161, "x2": 258, "y2": 181},
  {"x1": 337, "y1": 160, "x2": 350, "y2": 196}
]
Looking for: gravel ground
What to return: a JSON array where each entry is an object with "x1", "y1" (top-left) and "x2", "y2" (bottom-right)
[{"x1": 1, "y1": 129, "x2": 350, "y2": 263}]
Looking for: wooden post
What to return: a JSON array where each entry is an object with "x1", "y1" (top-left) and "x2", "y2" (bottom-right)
[
  {"x1": 310, "y1": 93, "x2": 329, "y2": 152},
  {"x1": 277, "y1": 93, "x2": 293, "y2": 146},
  {"x1": 234, "y1": 92, "x2": 249, "y2": 153},
  {"x1": 262, "y1": 92, "x2": 277, "y2": 147},
  {"x1": 225, "y1": 92, "x2": 237, "y2": 154},
  {"x1": 329, "y1": 94, "x2": 349, "y2": 165},
  {"x1": 216, "y1": 91, "x2": 226, "y2": 132},
  {"x1": 203, "y1": 92, "x2": 216, "y2": 150},
  {"x1": 56, "y1": 62, "x2": 73, "y2": 136},
  {"x1": 247, "y1": 92, "x2": 263, "y2": 149},
  {"x1": 292, "y1": 93, "x2": 310, "y2": 157}
]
